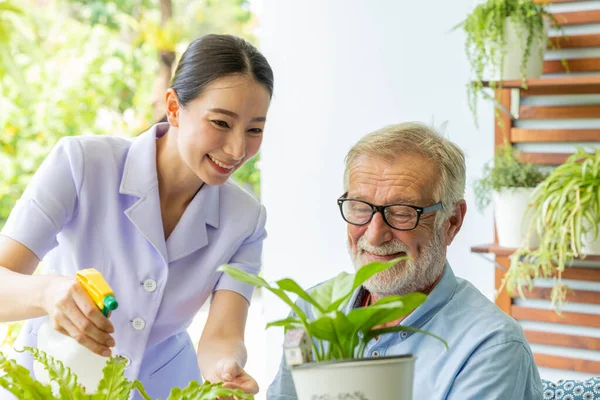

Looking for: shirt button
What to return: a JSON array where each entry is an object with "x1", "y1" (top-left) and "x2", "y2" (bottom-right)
[
  {"x1": 132, "y1": 318, "x2": 146, "y2": 330},
  {"x1": 371, "y1": 351, "x2": 380, "y2": 357},
  {"x1": 401, "y1": 332, "x2": 408, "y2": 339},
  {"x1": 143, "y1": 279, "x2": 157, "y2": 292}
]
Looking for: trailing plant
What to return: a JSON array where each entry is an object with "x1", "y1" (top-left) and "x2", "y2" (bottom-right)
[
  {"x1": 474, "y1": 144, "x2": 547, "y2": 212},
  {"x1": 0, "y1": 347, "x2": 253, "y2": 400},
  {"x1": 454, "y1": 0, "x2": 564, "y2": 123},
  {"x1": 501, "y1": 149, "x2": 600, "y2": 309},
  {"x1": 219, "y1": 258, "x2": 448, "y2": 362}
]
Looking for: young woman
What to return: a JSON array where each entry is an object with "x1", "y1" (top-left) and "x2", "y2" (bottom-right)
[{"x1": 0, "y1": 34, "x2": 273, "y2": 399}]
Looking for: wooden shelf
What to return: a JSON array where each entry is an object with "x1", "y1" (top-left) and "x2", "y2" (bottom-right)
[
  {"x1": 482, "y1": 75, "x2": 600, "y2": 90},
  {"x1": 471, "y1": 243, "x2": 600, "y2": 262}
]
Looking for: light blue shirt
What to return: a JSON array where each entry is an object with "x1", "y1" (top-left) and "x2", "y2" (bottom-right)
[
  {"x1": 2, "y1": 123, "x2": 266, "y2": 399},
  {"x1": 267, "y1": 263, "x2": 542, "y2": 400}
]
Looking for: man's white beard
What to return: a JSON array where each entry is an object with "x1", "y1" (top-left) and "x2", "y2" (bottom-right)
[{"x1": 350, "y1": 230, "x2": 446, "y2": 297}]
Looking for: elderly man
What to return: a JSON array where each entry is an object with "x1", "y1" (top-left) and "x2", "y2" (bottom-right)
[{"x1": 266, "y1": 122, "x2": 542, "y2": 399}]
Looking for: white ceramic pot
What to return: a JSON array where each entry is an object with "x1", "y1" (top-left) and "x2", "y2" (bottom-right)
[
  {"x1": 488, "y1": 18, "x2": 548, "y2": 81},
  {"x1": 493, "y1": 187, "x2": 539, "y2": 248},
  {"x1": 582, "y1": 218, "x2": 600, "y2": 255},
  {"x1": 290, "y1": 355, "x2": 415, "y2": 400}
]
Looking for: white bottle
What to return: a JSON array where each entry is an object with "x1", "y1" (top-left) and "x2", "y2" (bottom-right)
[{"x1": 33, "y1": 269, "x2": 118, "y2": 394}]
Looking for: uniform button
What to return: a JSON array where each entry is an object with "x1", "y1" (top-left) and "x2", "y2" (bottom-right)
[
  {"x1": 371, "y1": 351, "x2": 380, "y2": 357},
  {"x1": 143, "y1": 279, "x2": 157, "y2": 292},
  {"x1": 132, "y1": 318, "x2": 146, "y2": 330},
  {"x1": 120, "y1": 354, "x2": 131, "y2": 367},
  {"x1": 401, "y1": 332, "x2": 408, "y2": 339}
]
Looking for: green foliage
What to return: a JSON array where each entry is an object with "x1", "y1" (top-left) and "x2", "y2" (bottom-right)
[
  {"x1": 454, "y1": 0, "x2": 561, "y2": 122},
  {"x1": 473, "y1": 144, "x2": 547, "y2": 212},
  {"x1": 219, "y1": 259, "x2": 448, "y2": 362},
  {"x1": 0, "y1": 347, "x2": 253, "y2": 399},
  {"x1": 503, "y1": 149, "x2": 600, "y2": 309}
]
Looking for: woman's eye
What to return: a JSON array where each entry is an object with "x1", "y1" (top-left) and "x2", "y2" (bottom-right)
[
  {"x1": 212, "y1": 120, "x2": 230, "y2": 128},
  {"x1": 248, "y1": 128, "x2": 263, "y2": 135}
]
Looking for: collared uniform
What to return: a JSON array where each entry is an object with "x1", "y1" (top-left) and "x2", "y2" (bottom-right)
[{"x1": 2, "y1": 123, "x2": 266, "y2": 399}]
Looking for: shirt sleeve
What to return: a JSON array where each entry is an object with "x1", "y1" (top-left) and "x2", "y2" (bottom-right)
[
  {"x1": 267, "y1": 351, "x2": 299, "y2": 400},
  {"x1": 1, "y1": 137, "x2": 82, "y2": 260},
  {"x1": 447, "y1": 341, "x2": 542, "y2": 400},
  {"x1": 212, "y1": 203, "x2": 267, "y2": 303}
]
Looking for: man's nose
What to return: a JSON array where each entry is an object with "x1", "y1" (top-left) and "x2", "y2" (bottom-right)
[{"x1": 364, "y1": 211, "x2": 393, "y2": 246}]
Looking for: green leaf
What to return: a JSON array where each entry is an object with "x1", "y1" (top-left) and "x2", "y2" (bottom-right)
[
  {"x1": 320, "y1": 257, "x2": 409, "y2": 314},
  {"x1": 92, "y1": 357, "x2": 133, "y2": 399},
  {"x1": 23, "y1": 346, "x2": 84, "y2": 399},
  {"x1": 347, "y1": 293, "x2": 427, "y2": 336},
  {"x1": 217, "y1": 265, "x2": 270, "y2": 289},
  {"x1": 165, "y1": 380, "x2": 254, "y2": 400},
  {"x1": 276, "y1": 278, "x2": 326, "y2": 314},
  {"x1": 266, "y1": 317, "x2": 303, "y2": 330},
  {"x1": 0, "y1": 351, "x2": 56, "y2": 400}
]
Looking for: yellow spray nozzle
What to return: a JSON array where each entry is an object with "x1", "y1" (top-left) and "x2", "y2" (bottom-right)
[{"x1": 76, "y1": 269, "x2": 118, "y2": 317}]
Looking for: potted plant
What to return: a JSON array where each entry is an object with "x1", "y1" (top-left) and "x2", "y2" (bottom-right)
[
  {"x1": 503, "y1": 149, "x2": 600, "y2": 308},
  {"x1": 0, "y1": 347, "x2": 254, "y2": 399},
  {"x1": 474, "y1": 144, "x2": 548, "y2": 248},
  {"x1": 219, "y1": 258, "x2": 448, "y2": 400},
  {"x1": 454, "y1": 0, "x2": 562, "y2": 121}
]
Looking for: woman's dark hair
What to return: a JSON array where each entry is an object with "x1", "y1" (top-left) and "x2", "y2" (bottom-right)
[{"x1": 171, "y1": 34, "x2": 274, "y2": 107}]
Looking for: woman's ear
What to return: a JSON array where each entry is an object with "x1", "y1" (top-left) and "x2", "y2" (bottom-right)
[{"x1": 165, "y1": 88, "x2": 180, "y2": 128}]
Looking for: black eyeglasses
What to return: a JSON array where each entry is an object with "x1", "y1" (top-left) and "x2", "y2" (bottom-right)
[{"x1": 337, "y1": 194, "x2": 443, "y2": 231}]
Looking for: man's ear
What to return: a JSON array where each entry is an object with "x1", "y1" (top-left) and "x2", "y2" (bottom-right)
[
  {"x1": 165, "y1": 88, "x2": 180, "y2": 128},
  {"x1": 445, "y1": 200, "x2": 467, "y2": 246}
]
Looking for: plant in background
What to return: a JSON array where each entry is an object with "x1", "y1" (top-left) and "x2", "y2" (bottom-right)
[
  {"x1": 0, "y1": 347, "x2": 253, "y2": 400},
  {"x1": 453, "y1": 0, "x2": 562, "y2": 123},
  {"x1": 473, "y1": 144, "x2": 548, "y2": 212},
  {"x1": 219, "y1": 258, "x2": 447, "y2": 362},
  {"x1": 502, "y1": 149, "x2": 600, "y2": 309}
]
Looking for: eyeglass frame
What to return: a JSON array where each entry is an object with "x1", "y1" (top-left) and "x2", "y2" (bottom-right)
[{"x1": 337, "y1": 193, "x2": 443, "y2": 231}]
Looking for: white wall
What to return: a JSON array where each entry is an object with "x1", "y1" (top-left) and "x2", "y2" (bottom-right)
[{"x1": 257, "y1": 0, "x2": 497, "y2": 385}]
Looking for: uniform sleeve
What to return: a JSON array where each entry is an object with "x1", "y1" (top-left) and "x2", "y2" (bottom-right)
[
  {"x1": 1, "y1": 137, "x2": 83, "y2": 260},
  {"x1": 447, "y1": 341, "x2": 543, "y2": 399},
  {"x1": 213, "y1": 204, "x2": 267, "y2": 303}
]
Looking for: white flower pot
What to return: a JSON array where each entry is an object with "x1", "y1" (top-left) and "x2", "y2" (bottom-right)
[
  {"x1": 488, "y1": 18, "x2": 548, "y2": 81},
  {"x1": 582, "y1": 219, "x2": 600, "y2": 255},
  {"x1": 493, "y1": 188, "x2": 539, "y2": 248},
  {"x1": 290, "y1": 355, "x2": 415, "y2": 400}
]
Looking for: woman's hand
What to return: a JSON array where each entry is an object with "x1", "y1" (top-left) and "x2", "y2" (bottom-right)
[
  {"x1": 214, "y1": 358, "x2": 259, "y2": 394},
  {"x1": 42, "y1": 275, "x2": 115, "y2": 357}
]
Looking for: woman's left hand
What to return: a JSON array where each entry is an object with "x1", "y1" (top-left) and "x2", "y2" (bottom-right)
[{"x1": 214, "y1": 357, "x2": 259, "y2": 395}]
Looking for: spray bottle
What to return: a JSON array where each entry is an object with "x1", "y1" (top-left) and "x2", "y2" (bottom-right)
[{"x1": 34, "y1": 268, "x2": 118, "y2": 393}]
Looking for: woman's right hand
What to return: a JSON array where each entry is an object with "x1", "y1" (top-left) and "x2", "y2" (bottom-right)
[{"x1": 42, "y1": 275, "x2": 115, "y2": 357}]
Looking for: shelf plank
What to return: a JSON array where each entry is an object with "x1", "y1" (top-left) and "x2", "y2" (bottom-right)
[
  {"x1": 517, "y1": 151, "x2": 573, "y2": 165},
  {"x1": 518, "y1": 286, "x2": 600, "y2": 305},
  {"x1": 536, "y1": 0, "x2": 597, "y2": 3},
  {"x1": 549, "y1": 33, "x2": 600, "y2": 49},
  {"x1": 519, "y1": 104, "x2": 600, "y2": 119},
  {"x1": 470, "y1": 244, "x2": 600, "y2": 264},
  {"x1": 484, "y1": 76, "x2": 600, "y2": 92},
  {"x1": 512, "y1": 306, "x2": 600, "y2": 328},
  {"x1": 534, "y1": 353, "x2": 600, "y2": 374},
  {"x1": 525, "y1": 330, "x2": 600, "y2": 350},
  {"x1": 553, "y1": 10, "x2": 600, "y2": 26},
  {"x1": 511, "y1": 128, "x2": 600, "y2": 143},
  {"x1": 544, "y1": 57, "x2": 600, "y2": 74}
]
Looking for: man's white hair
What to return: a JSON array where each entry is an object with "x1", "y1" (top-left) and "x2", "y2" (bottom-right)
[{"x1": 343, "y1": 122, "x2": 466, "y2": 227}]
